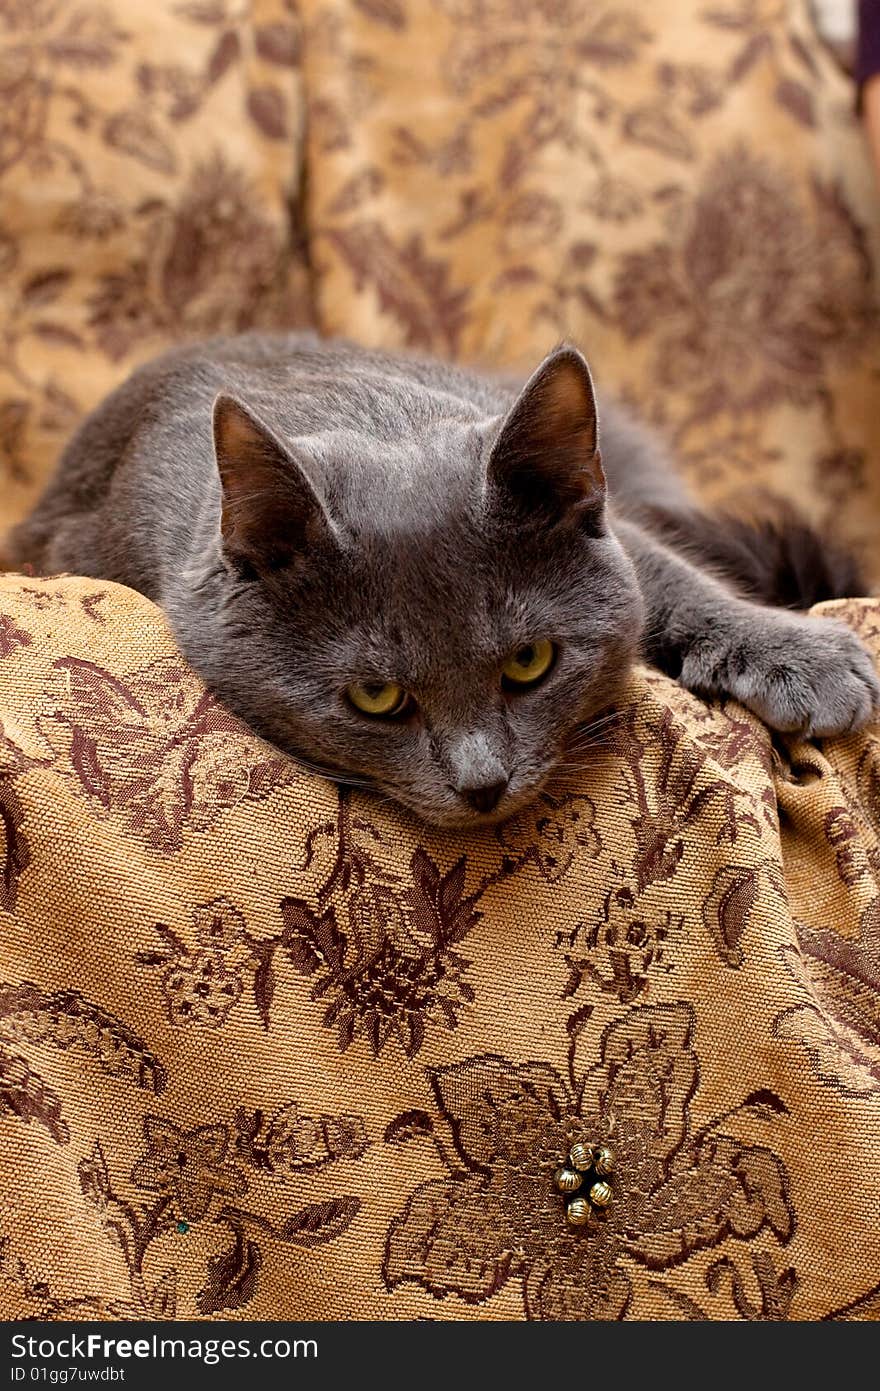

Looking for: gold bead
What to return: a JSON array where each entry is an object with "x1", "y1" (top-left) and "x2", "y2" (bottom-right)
[
  {"x1": 554, "y1": 1166, "x2": 583, "y2": 1193},
  {"x1": 589, "y1": 1180, "x2": 613, "y2": 1208},
  {"x1": 566, "y1": 1196, "x2": 591, "y2": 1227},
  {"x1": 568, "y1": 1141, "x2": 593, "y2": 1171},
  {"x1": 593, "y1": 1144, "x2": 615, "y2": 1176}
]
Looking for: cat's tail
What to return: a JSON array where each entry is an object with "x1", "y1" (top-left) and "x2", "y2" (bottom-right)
[{"x1": 643, "y1": 501, "x2": 868, "y2": 609}]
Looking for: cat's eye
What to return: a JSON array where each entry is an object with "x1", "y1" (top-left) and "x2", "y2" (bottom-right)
[
  {"x1": 347, "y1": 680, "x2": 411, "y2": 718},
  {"x1": 501, "y1": 639, "x2": 556, "y2": 689}
]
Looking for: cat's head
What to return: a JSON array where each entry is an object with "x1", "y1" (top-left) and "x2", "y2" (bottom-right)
[{"x1": 205, "y1": 345, "x2": 643, "y2": 827}]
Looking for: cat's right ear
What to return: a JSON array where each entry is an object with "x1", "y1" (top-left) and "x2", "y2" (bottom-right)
[
  {"x1": 485, "y1": 346, "x2": 605, "y2": 530},
  {"x1": 212, "y1": 395, "x2": 335, "y2": 576}
]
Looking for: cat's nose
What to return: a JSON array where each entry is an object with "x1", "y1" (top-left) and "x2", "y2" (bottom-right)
[{"x1": 461, "y1": 779, "x2": 509, "y2": 815}]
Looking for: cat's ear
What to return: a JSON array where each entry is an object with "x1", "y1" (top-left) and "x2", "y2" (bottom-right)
[
  {"x1": 486, "y1": 346, "x2": 605, "y2": 526},
  {"x1": 212, "y1": 395, "x2": 335, "y2": 574}
]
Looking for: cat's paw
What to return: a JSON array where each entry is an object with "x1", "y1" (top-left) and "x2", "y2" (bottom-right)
[{"x1": 680, "y1": 610, "x2": 880, "y2": 737}]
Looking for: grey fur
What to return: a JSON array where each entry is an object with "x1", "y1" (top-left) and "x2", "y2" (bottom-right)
[{"x1": 8, "y1": 332, "x2": 879, "y2": 826}]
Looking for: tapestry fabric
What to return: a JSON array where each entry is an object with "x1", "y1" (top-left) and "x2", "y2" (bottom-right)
[
  {"x1": 1, "y1": 0, "x2": 879, "y2": 1321},
  {"x1": 1, "y1": 576, "x2": 879, "y2": 1320},
  {"x1": 298, "y1": 0, "x2": 880, "y2": 583},
  {"x1": 0, "y1": 0, "x2": 311, "y2": 532}
]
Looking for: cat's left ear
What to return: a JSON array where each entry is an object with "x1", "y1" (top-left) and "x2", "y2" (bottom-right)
[
  {"x1": 486, "y1": 346, "x2": 605, "y2": 527},
  {"x1": 212, "y1": 394, "x2": 336, "y2": 575}
]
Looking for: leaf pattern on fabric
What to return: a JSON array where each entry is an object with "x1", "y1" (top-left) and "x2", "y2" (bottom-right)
[
  {"x1": 323, "y1": 223, "x2": 471, "y2": 354},
  {"x1": 0, "y1": 981, "x2": 165, "y2": 1145}
]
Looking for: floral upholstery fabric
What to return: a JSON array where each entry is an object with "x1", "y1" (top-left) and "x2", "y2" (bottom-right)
[
  {"x1": 1, "y1": 576, "x2": 879, "y2": 1320},
  {"x1": 300, "y1": 0, "x2": 880, "y2": 583},
  {"x1": 0, "y1": 0, "x2": 310, "y2": 532},
  {"x1": 1, "y1": 0, "x2": 880, "y2": 1322}
]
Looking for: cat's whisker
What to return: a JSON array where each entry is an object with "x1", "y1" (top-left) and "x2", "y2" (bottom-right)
[
  {"x1": 558, "y1": 745, "x2": 616, "y2": 765},
  {"x1": 284, "y1": 749, "x2": 377, "y2": 790},
  {"x1": 563, "y1": 736, "x2": 616, "y2": 757},
  {"x1": 553, "y1": 756, "x2": 616, "y2": 776},
  {"x1": 553, "y1": 737, "x2": 620, "y2": 768},
  {"x1": 563, "y1": 711, "x2": 625, "y2": 754},
  {"x1": 571, "y1": 712, "x2": 622, "y2": 737},
  {"x1": 567, "y1": 728, "x2": 620, "y2": 751}
]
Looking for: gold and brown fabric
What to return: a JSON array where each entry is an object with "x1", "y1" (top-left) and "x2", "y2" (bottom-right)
[
  {"x1": 0, "y1": 0, "x2": 311, "y2": 532},
  {"x1": 1, "y1": 577, "x2": 879, "y2": 1321},
  {"x1": 1, "y1": 0, "x2": 880, "y2": 1321},
  {"x1": 300, "y1": 0, "x2": 880, "y2": 585}
]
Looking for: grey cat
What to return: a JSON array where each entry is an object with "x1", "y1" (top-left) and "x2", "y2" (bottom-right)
[{"x1": 7, "y1": 332, "x2": 879, "y2": 826}]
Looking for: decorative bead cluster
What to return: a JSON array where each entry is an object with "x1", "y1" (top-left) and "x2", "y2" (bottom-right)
[{"x1": 554, "y1": 1141, "x2": 615, "y2": 1226}]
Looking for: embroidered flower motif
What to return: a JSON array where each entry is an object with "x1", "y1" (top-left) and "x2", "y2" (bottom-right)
[
  {"x1": 613, "y1": 707, "x2": 765, "y2": 895},
  {"x1": 70, "y1": 1108, "x2": 362, "y2": 1321},
  {"x1": 162, "y1": 952, "x2": 244, "y2": 1028},
  {"x1": 56, "y1": 193, "x2": 125, "y2": 241},
  {"x1": 137, "y1": 898, "x2": 258, "y2": 1029},
  {"x1": 193, "y1": 898, "x2": 247, "y2": 950},
  {"x1": 384, "y1": 1004, "x2": 793, "y2": 1319},
  {"x1": 614, "y1": 147, "x2": 870, "y2": 414},
  {"x1": 498, "y1": 793, "x2": 601, "y2": 882},
  {"x1": 86, "y1": 154, "x2": 283, "y2": 360},
  {"x1": 584, "y1": 172, "x2": 644, "y2": 223},
  {"x1": 235, "y1": 1102, "x2": 368, "y2": 1173},
  {"x1": 38, "y1": 657, "x2": 298, "y2": 853},
  {"x1": 269, "y1": 788, "x2": 518, "y2": 1056},
  {"x1": 131, "y1": 1117, "x2": 247, "y2": 1221},
  {"x1": 558, "y1": 885, "x2": 679, "y2": 1003},
  {"x1": 434, "y1": 0, "x2": 652, "y2": 101},
  {"x1": 281, "y1": 847, "x2": 479, "y2": 1058}
]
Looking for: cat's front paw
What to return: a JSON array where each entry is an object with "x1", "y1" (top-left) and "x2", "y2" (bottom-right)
[{"x1": 680, "y1": 610, "x2": 880, "y2": 737}]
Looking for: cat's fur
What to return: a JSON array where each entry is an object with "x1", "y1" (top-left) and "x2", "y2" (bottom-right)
[{"x1": 8, "y1": 332, "x2": 879, "y2": 826}]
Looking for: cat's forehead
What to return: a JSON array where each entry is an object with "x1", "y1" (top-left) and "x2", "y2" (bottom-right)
[{"x1": 321, "y1": 422, "x2": 486, "y2": 535}]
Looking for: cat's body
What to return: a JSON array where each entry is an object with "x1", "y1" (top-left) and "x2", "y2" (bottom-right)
[{"x1": 9, "y1": 332, "x2": 879, "y2": 826}]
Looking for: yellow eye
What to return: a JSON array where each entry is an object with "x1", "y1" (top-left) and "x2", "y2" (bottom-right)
[
  {"x1": 501, "y1": 639, "x2": 556, "y2": 689},
  {"x1": 347, "y1": 680, "x2": 410, "y2": 717}
]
